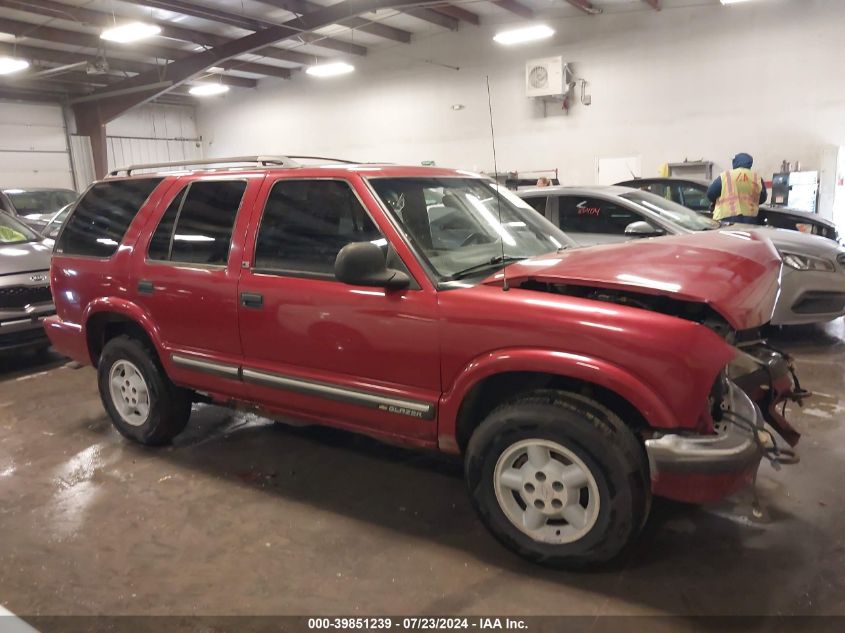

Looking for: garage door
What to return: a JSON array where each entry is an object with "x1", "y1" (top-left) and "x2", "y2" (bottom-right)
[{"x1": 0, "y1": 101, "x2": 75, "y2": 190}]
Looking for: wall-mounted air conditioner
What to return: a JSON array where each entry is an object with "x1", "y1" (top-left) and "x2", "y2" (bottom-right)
[{"x1": 525, "y1": 56, "x2": 568, "y2": 98}]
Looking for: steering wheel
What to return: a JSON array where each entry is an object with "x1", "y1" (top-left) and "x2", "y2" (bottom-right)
[{"x1": 460, "y1": 232, "x2": 488, "y2": 247}]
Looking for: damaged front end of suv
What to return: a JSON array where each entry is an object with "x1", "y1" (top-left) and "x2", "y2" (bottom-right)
[{"x1": 505, "y1": 231, "x2": 808, "y2": 504}]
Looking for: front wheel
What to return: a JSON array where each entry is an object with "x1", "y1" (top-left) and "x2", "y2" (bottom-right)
[
  {"x1": 465, "y1": 391, "x2": 650, "y2": 568},
  {"x1": 98, "y1": 336, "x2": 192, "y2": 446}
]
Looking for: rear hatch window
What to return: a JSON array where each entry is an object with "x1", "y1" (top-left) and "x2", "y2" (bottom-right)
[{"x1": 56, "y1": 178, "x2": 164, "y2": 258}]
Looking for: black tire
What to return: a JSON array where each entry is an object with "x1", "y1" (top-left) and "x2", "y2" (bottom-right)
[
  {"x1": 97, "y1": 335, "x2": 192, "y2": 446},
  {"x1": 465, "y1": 389, "x2": 651, "y2": 568}
]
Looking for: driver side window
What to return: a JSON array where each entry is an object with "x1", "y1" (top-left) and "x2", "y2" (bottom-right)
[{"x1": 254, "y1": 179, "x2": 385, "y2": 278}]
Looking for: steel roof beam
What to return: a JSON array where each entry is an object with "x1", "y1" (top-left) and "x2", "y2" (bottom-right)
[
  {"x1": 122, "y1": 0, "x2": 367, "y2": 56},
  {"x1": 492, "y1": 0, "x2": 534, "y2": 19},
  {"x1": 564, "y1": 0, "x2": 602, "y2": 14}
]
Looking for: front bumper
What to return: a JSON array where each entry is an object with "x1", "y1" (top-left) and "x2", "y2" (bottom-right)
[
  {"x1": 0, "y1": 304, "x2": 55, "y2": 353},
  {"x1": 645, "y1": 382, "x2": 765, "y2": 504},
  {"x1": 772, "y1": 267, "x2": 845, "y2": 325}
]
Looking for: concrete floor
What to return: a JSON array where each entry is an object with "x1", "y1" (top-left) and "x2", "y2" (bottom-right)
[{"x1": 0, "y1": 321, "x2": 843, "y2": 619}]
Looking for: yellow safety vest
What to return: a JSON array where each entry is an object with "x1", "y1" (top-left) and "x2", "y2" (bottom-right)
[{"x1": 713, "y1": 168, "x2": 763, "y2": 221}]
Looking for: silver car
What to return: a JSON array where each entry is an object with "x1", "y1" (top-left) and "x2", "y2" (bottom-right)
[
  {"x1": 0, "y1": 213, "x2": 55, "y2": 353},
  {"x1": 0, "y1": 188, "x2": 78, "y2": 231},
  {"x1": 518, "y1": 185, "x2": 845, "y2": 326}
]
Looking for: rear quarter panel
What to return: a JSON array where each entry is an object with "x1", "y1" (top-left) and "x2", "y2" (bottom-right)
[{"x1": 49, "y1": 177, "x2": 181, "y2": 363}]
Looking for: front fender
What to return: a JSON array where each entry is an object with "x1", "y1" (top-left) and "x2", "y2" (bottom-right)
[{"x1": 437, "y1": 348, "x2": 680, "y2": 453}]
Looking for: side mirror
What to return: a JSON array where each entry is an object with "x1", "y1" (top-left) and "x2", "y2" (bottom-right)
[
  {"x1": 335, "y1": 242, "x2": 410, "y2": 290},
  {"x1": 624, "y1": 220, "x2": 665, "y2": 238}
]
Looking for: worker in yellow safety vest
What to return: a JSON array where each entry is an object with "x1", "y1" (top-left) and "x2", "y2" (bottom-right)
[{"x1": 706, "y1": 153, "x2": 768, "y2": 224}]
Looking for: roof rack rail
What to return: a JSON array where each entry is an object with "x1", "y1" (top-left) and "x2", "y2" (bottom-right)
[{"x1": 108, "y1": 155, "x2": 359, "y2": 177}]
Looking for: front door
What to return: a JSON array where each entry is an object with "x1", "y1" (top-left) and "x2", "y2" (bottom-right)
[
  {"x1": 133, "y1": 175, "x2": 261, "y2": 395},
  {"x1": 237, "y1": 176, "x2": 440, "y2": 444}
]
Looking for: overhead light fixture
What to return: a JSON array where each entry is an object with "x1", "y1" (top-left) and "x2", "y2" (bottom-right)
[
  {"x1": 493, "y1": 24, "x2": 554, "y2": 46},
  {"x1": 100, "y1": 22, "x2": 162, "y2": 44},
  {"x1": 720, "y1": 0, "x2": 754, "y2": 3},
  {"x1": 0, "y1": 56, "x2": 29, "y2": 75},
  {"x1": 305, "y1": 62, "x2": 354, "y2": 77},
  {"x1": 189, "y1": 83, "x2": 230, "y2": 97}
]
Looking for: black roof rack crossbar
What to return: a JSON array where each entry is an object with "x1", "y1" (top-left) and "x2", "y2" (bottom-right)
[{"x1": 108, "y1": 155, "x2": 359, "y2": 177}]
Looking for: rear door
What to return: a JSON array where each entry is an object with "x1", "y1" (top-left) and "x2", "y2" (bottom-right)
[{"x1": 133, "y1": 174, "x2": 262, "y2": 395}]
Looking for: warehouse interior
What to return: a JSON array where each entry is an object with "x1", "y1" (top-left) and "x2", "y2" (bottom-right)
[{"x1": 0, "y1": 0, "x2": 844, "y2": 630}]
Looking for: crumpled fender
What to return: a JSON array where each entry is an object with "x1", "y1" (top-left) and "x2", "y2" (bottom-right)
[{"x1": 438, "y1": 347, "x2": 688, "y2": 453}]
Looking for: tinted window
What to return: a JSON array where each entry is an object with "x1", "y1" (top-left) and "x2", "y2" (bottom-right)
[
  {"x1": 152, "y1": 180, "x2": 247, "y2": 266},
  {"x1": 522, "y1": 196, "x2": 547, "y2": 215},
  {"x1": 148, "y1": 187, "x2": 187, "y2": 261},
  {"x1": 678, "y1": 185, "x2": 711, "y2": 212},
  {"x1": 640, "y1": 182, "x2": 670, "y2": 198},
  {"x1": 556, "y1": 197, "x2": 643, "y2": 234},
  {"x1": 255, "y1": 180, "x2": 382, "y2": 276},
  {"x1": 56, "y1": 179, "x2": 163, "y2": 257}
]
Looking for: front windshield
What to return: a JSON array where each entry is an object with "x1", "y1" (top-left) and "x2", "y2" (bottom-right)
[
  {"x1": 369, "y1": 177, "x2": 574, "y2": 281},
  {"x1": 0, "y1": 212, "x2": 38, "y2": 244},
  {"x1": 620, "y1": 191, "x2": 719, "y2": 231},
  {"x1": 5, "y1": 189, "x2": 77, "y2": 216}
]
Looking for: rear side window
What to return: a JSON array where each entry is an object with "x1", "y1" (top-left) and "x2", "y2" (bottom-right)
[
  {"x1": 522, "y1": 196, "x2": 547, "y2": 215},
  {"x1": 147, "y1": 187, "x2": 186, "y2": 261},
  {"x1": 56, "y1": 178, "x2": 163, "y2": 257},
  {"x1": 557, "y1": 196, "x2": 643, "y2": 234},
  {"x1": 254, "y1": 179, "x2": 382, "y2": 277},
  {"x1": 678, "y1": 185, "x2": 711, "y2": 212},
  {"x1": 148, "y1": 180, "x2": 247, "y2": 266}
]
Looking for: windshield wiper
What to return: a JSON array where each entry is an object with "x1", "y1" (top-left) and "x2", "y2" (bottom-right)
[{"x1": 450, "y1": 255, "x2": 527, "y2": 280}]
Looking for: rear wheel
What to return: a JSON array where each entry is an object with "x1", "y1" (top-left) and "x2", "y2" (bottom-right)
[
  {"x1": 465, "y1": 390, "x2": 650, "y2": 568},
  {"x1": 98, "y1": 336, "x2": 191, "y2": 446}
]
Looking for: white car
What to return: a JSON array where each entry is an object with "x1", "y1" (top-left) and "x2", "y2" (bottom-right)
[{"x1": 518, "y1": 185, "x2": 845, "y2": 326}]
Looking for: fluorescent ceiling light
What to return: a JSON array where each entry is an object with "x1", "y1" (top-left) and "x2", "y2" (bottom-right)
[
  {"x1": 493, "y1": 24, "x2": 554, "y2": 46},
  {"x1": 0, "y1": 57, "x2": 29, "y2": 75},
  {"x1": 100, "y1": 22, "x2": 162, "y2": 44},
  {"x1": 720, "y1": 0, "x2": 753, "y2": 3},
  {"x1": 189, "y1": 83, "x2": 230, "y2": 96},
  {"x1": 306, "y1": 62, "x2": 354, "y2": 77}
]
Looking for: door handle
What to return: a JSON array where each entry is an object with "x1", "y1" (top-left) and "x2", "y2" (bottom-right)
[
  {"x1": 241, "y1": 292, "x2": 264, "y2": 309},
  {"x1": 138, "y1": 280, "x2": 154, "y2": 295}
]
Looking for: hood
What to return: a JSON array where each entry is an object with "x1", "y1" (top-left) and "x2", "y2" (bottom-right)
[
  {"x1": 492, "y1": 231, "x2": 782, "y2": 330},
  {"x1": 760, "y1": 206, "x2": 838, "y2": 230},
  {"x1": 732, "y1": 153, "x2": 754, "y2": 169},
  {"x1": 0, "y1": 240, "x2": 52, "y2": 275},
  {"x1": 746, "y1": 226, "x2": 842, "y2": 255}
]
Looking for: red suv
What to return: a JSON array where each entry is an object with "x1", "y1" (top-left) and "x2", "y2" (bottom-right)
[{"x1": 46, "y1": 157, "x2": 804, "y2": 567}]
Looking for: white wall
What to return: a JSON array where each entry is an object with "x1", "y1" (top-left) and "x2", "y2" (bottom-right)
[
  {"x1": 105, "y1": 104, "x2": 202, "y2": 174},
  {"x1": 197, "y1": 0, "x2": 845, "y2": 206},
  {"x1": 0, "y1": 101, "x2": 74, "y2": 190},
  {"x1": 68, "y1": 104, "x2": 202, "y2": 188}
]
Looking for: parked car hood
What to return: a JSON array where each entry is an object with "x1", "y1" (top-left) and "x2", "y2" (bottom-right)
[
  {"x1": 491, "y1": 230, "x2": 782, "y2": 330},
  {"x1": 744, "y1": 226, "x2": 843, "y2": 257},
  {"x1": 762, "y1": 205, "x2": 838, "y2": 230},
  {"x1": 0, "y1": 240, "x2": 52, "y2": 274}
]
